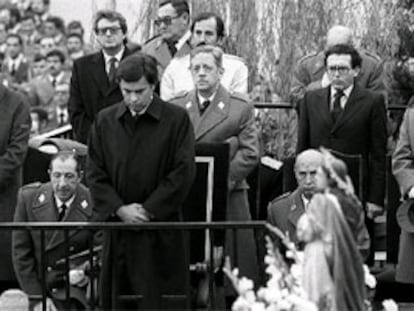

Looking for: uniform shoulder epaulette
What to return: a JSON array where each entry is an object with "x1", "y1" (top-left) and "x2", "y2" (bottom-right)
[
  {"x1": 297, "y1": 51, "x2": 319, "y2": 63},
  {"x1": 270, "y1": 192, "x2": 291, "y2": 205},
  {"x1": 230, "y1": 91, "x2": 249, "y2": 103},
  {"x1": 170, "y1": 91, "x2": 189, "y2": 101},
  {"x1": 21, "y1": 182, "x2": 42, "y2": 190}
]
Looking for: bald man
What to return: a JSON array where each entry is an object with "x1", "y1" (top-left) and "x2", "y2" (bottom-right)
[
  {"x1": 267, "y1": 149, "x2": 323, "y2": 245},
  {"x1": 290, "y1": 25, "x2": 384, "y2": 105}
]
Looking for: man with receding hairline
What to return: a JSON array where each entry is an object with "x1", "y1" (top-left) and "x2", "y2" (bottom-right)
[
  {"x1": 268, "y1": 149, "x2": 323, "y2": 245},
  {"x1": 290, "y1": 25, "x2": 384, "y2": 105}
]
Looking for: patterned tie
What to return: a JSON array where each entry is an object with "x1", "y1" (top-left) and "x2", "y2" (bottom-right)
[
  {"x1": 331, "y1": 89, "x2": 344, "y2": 123},
  {"x1": 58, "y1": 204, "x2": 67, "y2": 221},
  {"x1": 108, "y1": 57, "x2": 117, "y2": 84},
  {"x1": 200, "y1": 100, "x2": 210, "y2": 115}
]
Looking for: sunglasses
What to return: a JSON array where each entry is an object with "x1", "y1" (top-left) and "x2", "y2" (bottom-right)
[{"x1": 154, "y1": 15, "x2": 179, "y2": 27}]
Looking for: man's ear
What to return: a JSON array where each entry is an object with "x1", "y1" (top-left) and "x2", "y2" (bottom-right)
[{"x1": 353, "y1": 67, "x2": 361, "y2": 77}]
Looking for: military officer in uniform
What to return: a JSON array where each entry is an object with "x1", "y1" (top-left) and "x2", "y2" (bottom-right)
[
  {"x1": 12, "y1": 151, "x2": 97, "y2": 311},
  {"x1": 171, "y1": 45, "x2": 260, "y2": 300},
  {"x1": 142, "y1": 0, "x2": 192, "y2": 77},
  {"x1": 268, "y1": 149, "x2": 323, "y2": 246},
  {"x1": 161, "y1": 12, "x2": 248, "y2": 101},
  {"x1": 290, "y1": 25, "x2": 384, "y2": 105}
]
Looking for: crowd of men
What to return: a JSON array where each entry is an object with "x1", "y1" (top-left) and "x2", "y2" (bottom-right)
[{"x1": 2, "y1": 0, "x2": 413, "y2": 309}]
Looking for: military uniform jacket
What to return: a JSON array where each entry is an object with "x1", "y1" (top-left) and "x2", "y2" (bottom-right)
[
  {"x1": 171, "y1": 84, "x2": 260, "y2": 190},
  {"x1": 12, "y1": 182, "x2": 94, "y2": 300},
  {"x1": 267, "y1": 189, "x2": 305, "y2": 245},
  {"x1": 142, "y1": 33, "x2": 192, "y2": 77},
  {"x1": 161, "y1": 53, "x2": 248, "y2": 101}
]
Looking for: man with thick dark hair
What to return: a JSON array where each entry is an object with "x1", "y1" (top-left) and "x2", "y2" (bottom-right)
[
  {"x1": 143, "y1": 0, "x2": 192, "y2": 77},
  {"x1": 69, "y1": 10, "x2": 137, "y2": 144},
  {"x1": 297, "y1": 44, "x2": 387, "y2": 260},
  {"x1": 87, "y1": 53, "x2": 196, "y2": 309}
]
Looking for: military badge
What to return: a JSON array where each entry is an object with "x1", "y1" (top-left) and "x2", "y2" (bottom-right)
[
  {"x1": 186, "y1": 102, "x2": 192, "y2": 109},
  {"x1": 81, "y1": 200, "x2": 88, "y2": 209},
  {"x1": 218, "y1": 102, "x2": 225, "y2": 110}
]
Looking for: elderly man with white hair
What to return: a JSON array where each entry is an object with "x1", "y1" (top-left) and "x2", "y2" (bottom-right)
[{"x1": 290, "y1": 25, "x2": 384, "y2": 105}]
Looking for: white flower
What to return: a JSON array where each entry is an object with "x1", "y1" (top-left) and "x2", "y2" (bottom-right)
[
  {"x1": 232, "y1": 297, "x2": 252, "y2": 311},
  {"x1": 239, "y1": 277, "x2": 254, "y2": 294},
  {"x1": 382, "y1": 299, "x2": 398, "y2": 311},
  {"x1": 264, "y1": 255, "x2": 275, "y2": 265},
  {"x1": 251, "y1": 302, "x2": 266, "y2": 311},
  {"x1": 363, "y1": 264, "x2": 377, "y2": 289}
]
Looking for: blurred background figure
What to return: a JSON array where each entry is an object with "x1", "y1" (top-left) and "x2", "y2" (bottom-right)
[
  {"x1": 43, "y1": 15, "x2": 65, "y2": 47},
  {"x1": 3, "y1": 33, "x2": 29, "y2": 84},
  {"x1": 29, "y1": 106, "x2": 48, "y2": 136}
]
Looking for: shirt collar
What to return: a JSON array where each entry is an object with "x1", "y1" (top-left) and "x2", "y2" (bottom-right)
[
  {"x1": 301, "y1": 194, "x2": 310, "y2": 211},
  {"x1": 116, "y1": 94, "x2": 162, "y2": 121},
  {"x1": 331, "y1": 84, "x2": 353, "y2": 99},
  {"x1": 176, "y1": 30, "x2": 191, "y2": 51},
  {"x1": 197, "y1": 88, "x2": 217, "y2": 106},
  {"x1": 103, "y1": 46, "x2": 125, "y2": 64},
  {"x1": 8, "y1": 53, "x2": 24, "y2": 68},
  {"x1": 48, "y1": 71, "x2": 64, "y2": 83},
  {"x1": 56, "y1": 106, "x2": 68, "y2": 116},
  {"x1": 55, "y1": 194, "x2": 75, "y2": 210}
]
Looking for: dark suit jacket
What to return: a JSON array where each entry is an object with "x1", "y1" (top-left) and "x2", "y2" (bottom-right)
[
  {"x1": 68, "y1": 47, "x2": 134, "y2": 144},
  {"x1": 297, "y1": 85, "x2": 387, "y2": 205},
  {"x1": 267, "y1": 189, "x2": 305, "y2": 245},
  {"x1": 12, "y1": 182, "x2": 94, "y2": 305},
  {"x1": 2, "y1": 57, "x2": 30, "y2": 84}
]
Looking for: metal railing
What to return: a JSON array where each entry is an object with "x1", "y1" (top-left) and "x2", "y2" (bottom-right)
[{"x1": 5, "y1": 221, "x2": 267, "y2": 310}]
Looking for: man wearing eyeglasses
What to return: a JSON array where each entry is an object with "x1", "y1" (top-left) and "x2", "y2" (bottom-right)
[
  {"x1": 297, "y1": 44, "x2": 387, "y2": 259},
  {"x1": 69, "y1": 10, "x2": 137, "y2": 144},
  {"x1": 161, "y1": 12, "x2": 248, "y2": 101},
  {"x1": 290, "y1": 25, "x2": 384, "y2": 106},
  {"x1": 142, "y1": 0, "x2": 192, "y2": 77}
]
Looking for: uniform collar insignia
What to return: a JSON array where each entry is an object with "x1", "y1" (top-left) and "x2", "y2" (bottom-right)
[
  {"x1": 186, "y1": 102, "x2": 192, "y2": 109},
  {"x1": 218, "y1": 102, "x2": 225, "y2": 110},
  {"x1": 38, "y1": 193, "x2": 45, "y2": 203},
  {"x1": 290, "y1": 204, "x2": 297, "y2": 211},
  {"x1": 81, "y1": 200, "x2": 88, "y2": 209}
]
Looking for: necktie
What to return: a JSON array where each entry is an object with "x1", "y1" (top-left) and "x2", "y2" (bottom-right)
[
  {"x1": 165, "y1": 40, "x2": 177, "y2": 57},
  {"x1": 58, "y1": 204, "x2": 67, "y2": 221},
  {"x1": 10, "y1": 63, "x2": 15, "y2": 76},
  {"x1": 331, "y1": 89, "x2": 344, "y2": 123},
  {"x1": 51, "y1": 77, "x2": 56, "y2": 88},
  {"x1": 200, "y1": 100, "x2": 210, "y2": 115},
  {"x1": 58, "y1": 112, "x2": 65, "y2": 126},
  {"x1": 108, "y1": 57, "x2": 117, "y2": 84}
]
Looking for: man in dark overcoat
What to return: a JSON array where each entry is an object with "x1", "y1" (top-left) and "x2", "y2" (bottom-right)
[
  {"x1": 86, "y1": 53, "x2": 196, "y2": 310},
  {"x1": 0, "y1": 83, "x2": 31, "y2": 291},
  {"x1": 68, "y1": 10, "x2": 138, "y2": 144}
]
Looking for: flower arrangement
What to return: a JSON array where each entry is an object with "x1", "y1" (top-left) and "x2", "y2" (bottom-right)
[{"x1": 223, "y1": 224, "x2": 398, "y2": 311}]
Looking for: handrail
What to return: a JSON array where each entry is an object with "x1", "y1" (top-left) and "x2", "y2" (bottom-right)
[{"x1": 3, "y1": 221, "x2": 267, "y2": 230}]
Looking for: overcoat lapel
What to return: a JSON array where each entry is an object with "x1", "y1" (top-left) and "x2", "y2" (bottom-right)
[
  {"x1": 195, "y1": 86, "x2": 229, "y2": 140},
  {"x1": 315, "y1": 87, "x2": 332, "y2": 127}
]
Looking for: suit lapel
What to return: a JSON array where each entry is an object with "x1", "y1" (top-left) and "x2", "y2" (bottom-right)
[
  {"x1": 183, "y1": 91, "x2": 202, "y2": 130},
  {"x1": 332, "y1": 85, "x2": 365, "y2": 133},
  {"x1": 106, "y1": 47, "x2": 133, "y2": 95},
  {"x1": 32, "y1": 184, "x2": 58, "y2": 246},
  {"x1": 47, "y1": 186, "x2": 92, "y2": 251},
  {"x1": 195, "y1": 85, "x2": 229, "y2": 140},
  {"x1": 288, "y1": 190, "x2": 305, "y2": 229},
  {"x1": 91, "y1": 52, "x2": 109, "y2": 95},
  {"x1": 315, "y1": 87, "x2": 332, "y2": 127}
]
